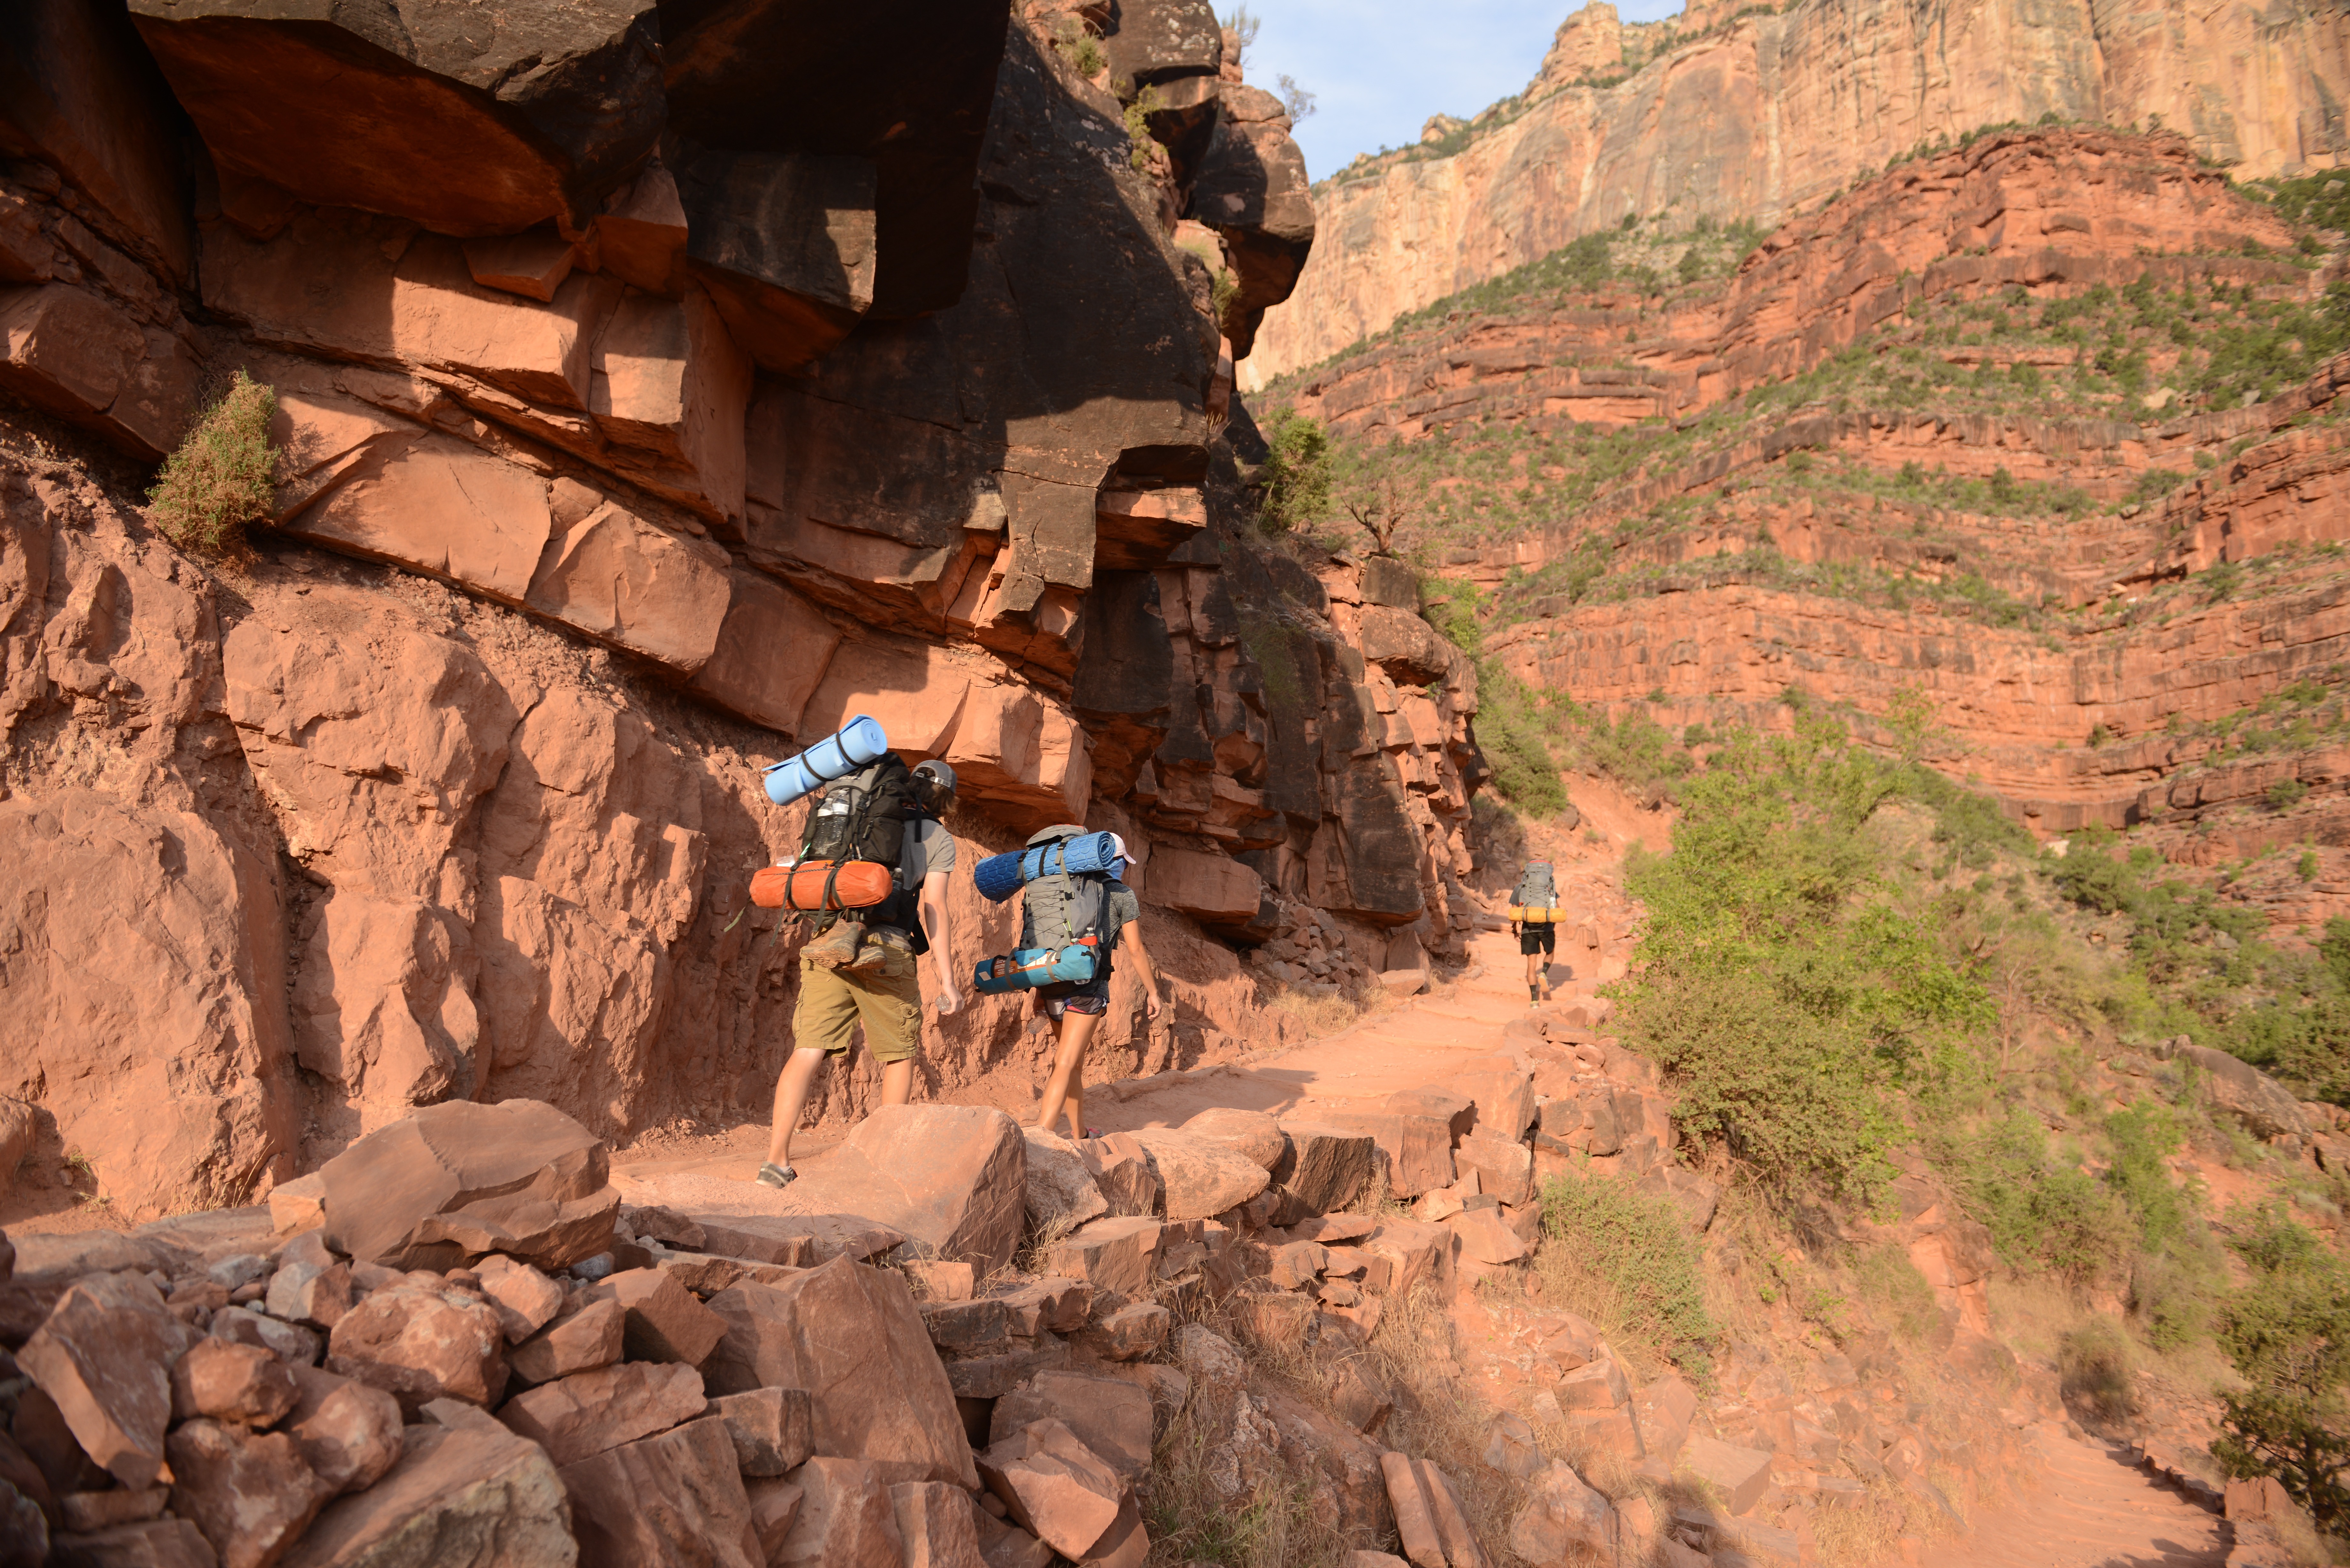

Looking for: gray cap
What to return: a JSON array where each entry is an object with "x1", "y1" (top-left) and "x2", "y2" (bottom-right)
[{"x1": 913, "y1": 758, "x2": 957, "y2": 794}]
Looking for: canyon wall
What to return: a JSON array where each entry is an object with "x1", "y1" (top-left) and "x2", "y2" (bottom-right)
[
  {"x1": 0, "y1": 0, "x2": 1480, "y2": 1218},
  {"x1": 1245, "y1": 0, "x2": 2350, "y2": 383}
]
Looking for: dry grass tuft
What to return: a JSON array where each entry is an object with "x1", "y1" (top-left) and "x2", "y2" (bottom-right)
[{"x1": 147, "y1": 369, "x2": 277, "y2": 558}]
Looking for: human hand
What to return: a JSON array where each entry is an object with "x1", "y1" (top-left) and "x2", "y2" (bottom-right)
[
  {"x1": 934, "y1": 986, "x2": 960, "y2": 1017},
  {"x1": 1143, "y1": 985, "x2": 1164, "y2": 1021}
]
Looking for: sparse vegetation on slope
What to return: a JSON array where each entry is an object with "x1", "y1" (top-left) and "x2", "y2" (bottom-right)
[{"x1": 147, "y1": 368, "x2": 277, "y2": 558}]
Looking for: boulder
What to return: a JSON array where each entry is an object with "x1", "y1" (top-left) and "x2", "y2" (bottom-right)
[
  {"x1": 584, "y1": 286, "x2": 751, "y2": 522},
  {"x1": 0, "y1": 283, "x2": 195, "y2": 460},
  {"x1": 1563, "y1": 1404, "x2": 1643, "y2": 1461},
  {"x1": 317, "y1": 1100, "x2": 617, "y2": 1273},
  {"x1": 2176, "y1": 1043, "x2": 2312, "y2": 1141},
  {"x1": 1071, "y1": 1494, "x2": 1148, "y2": 1568},
  {"x1": 700, "y1": 1257, "x2": 978, "y2": 1488},
  {"x1": 1178, "y1": 1108, "x2": 1287, "y2": 1171},
  {"x1": 1632, "y1": 1376, "x2": 1697, "y2": 1461},
  {"x1": 1443, "y1": 1207, "x2": 1528, "y2": 1266},
  {"x1": 280, "y1": 1422, "x2": 570, "y2": 1568},
  {"x1": 524, "y1": 487, "x2": 736, "y2": 670},
  {"x1": 710, "y1": 1387, "x2": 813, "y2": 1477},
  {"x1": 1379, "y1": 1451, "x2": 1445, "y2": 1568},
  {"x1": 1043, "y1": 1218, "x2": 1164, "y2": 1298},
  {"x1": 1275, "y1": 1123, "x2": 1378, "y2": 1214},
  {"x1": 1383, "y1": 1089, "x2": 1474, "y2": 1145},
  {"x1": 1144, "y1": 848, "x2": 1264, "y2": 931},
  {"x1": 978, "y1": 1419, "x2": 1123, "y2": 1560},
  {"x1": 1076, "y1": 1135, "x2": 1159, "y2": 1218},
  {"x1": 324, "y1": 1285, "x2": 508, "y2": 1417},
  {"x1": 888, "y1": 1480, "x2": 987, "y2": 1568},
  {"x1": 497, "y1": 1361, "x2": 707, "y2": 1466},
  {"x1": 773, "y1": 1457, "x2": 902, "y2": 1568},
  {"x1": 1319, "y1": 1113, "x2": 1454, "y2": 1197},
  {"x1": 1101, "y1": 0, "x2": 1221, "y2": 84},
  {"x1": 17, "y1": 1272, "x2": 190, "y2": 1488},
  {"x1": 1330, "y1": 1361, "x2": 1394, "y2": 1437},
  {"x1": 1412, "y1": 1459, "x2": 1484, "y2": 1568},
  {"x1": 126, "y1": 0, "x2": 662, "y2": 237},
  {"x1": 774, "y1": 1105, "x2": 1027, "y2": 1275},
  {"x1": 561, "y1": 1415, "x2": 760, "y2": 1568},
  {"x1": 1126, "y1": 1131, "x2": 1270, "y2": 1220},
  {"x1": 470, "y1": 1256, "x2": 564, "y2": 1345},
  {"x1": 1681, "y1": 1435, "x2": 1773, "y2": 1515},
  {"x1": 1451, "y1": 1067, "x2": 1537, "y2": 1143},
  {"x1": 262, "y1": 1262, "x2": 353, "y2": 1332},
  {"x1": 1452, "y1": 1134, "x2": 1533, "y2": 1209},
  {"x1": 169, "y1": 1341, "x2": 297, "y2": 1428},
  {"x1": 988, "y1": 1373, "x2": 1154, "y2": 1480},
  {"x1": 1360, "y1": 1220, "x2": 1457, "y2": 1297},
  {"x1": 282, "y1": 1366, "x2": 402, "y2": 1497},
  {"x1": 582, "y1": 1268, "x2": 727, "y2": 1364},
  {"x1": 209, "y1": 1308, "x2": 319, "y2": 1368},
  {"x1": 1020, "y1": 1130, "x2": 1109, "y2": 1234},
  {"x1": 1509, "y1": 1459, "x2": 1616, "y2": 1561},
  {"x1": 1554, "y1": 1359, "x2": 1628, "y2": 1412},
  {"x1": 1079, "y1": 1303, "x2": 1170, "y2": 1362},
  {"x1": 992, "y1": 1279, "x2": 1093, "y2": 1338},
  {"x1": 508, "y1": 1296, "x2": 625, "y2": 1384},
  {"x1": 1483, "y1": 1412, "x2": 1541, "y2": 1478},
  {"x1": 164, "y1": 1419, "x2": 331, "y2": 1568},
  {"x1": 59, "y1": 1489, "x2": 169, "y2": 1534}
]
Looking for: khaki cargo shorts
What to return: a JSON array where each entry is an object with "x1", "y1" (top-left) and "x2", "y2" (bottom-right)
[{"x1": 793, "y1": 943, "x2": 922, "y2": 1064}]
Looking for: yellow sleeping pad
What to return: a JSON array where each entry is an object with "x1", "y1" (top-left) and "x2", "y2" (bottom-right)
[{"x1": 1506, "y1": 905, "x2": 1567, "y2": 923}]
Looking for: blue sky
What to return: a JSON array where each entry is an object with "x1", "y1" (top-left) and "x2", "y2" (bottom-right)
[{"x1": 1236, "y1": 0, "x2": 1684, "y2": 182}]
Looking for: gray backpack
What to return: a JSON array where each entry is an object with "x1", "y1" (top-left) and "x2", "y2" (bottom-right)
[
  {"x1": 1019, "y1": 825, "x2": 1111, "y2": 954},
  {"x1": 1513, "y1": 862, "x2": 1557, "y2": 907}
]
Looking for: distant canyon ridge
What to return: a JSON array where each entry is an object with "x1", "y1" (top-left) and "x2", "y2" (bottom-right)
[{"x1": 1248, "y1": 0, "x2": 2350, "y2": 383}]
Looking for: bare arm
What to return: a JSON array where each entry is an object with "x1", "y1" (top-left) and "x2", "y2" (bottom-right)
[
  {"x1": 921, "y1": 870, "x2": 959, "y2": 1015},
  {"x1": 1121, "y1": 919, "x2": 1162, "y2": 1018}
]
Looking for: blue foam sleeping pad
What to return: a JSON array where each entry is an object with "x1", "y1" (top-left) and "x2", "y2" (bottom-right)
[
  {"x1": 972, "y1": 832, "x2": 1122, "y2": 902},
  {"x1": 970, "y1": 944, "x2": 1102, "y2": 993}
]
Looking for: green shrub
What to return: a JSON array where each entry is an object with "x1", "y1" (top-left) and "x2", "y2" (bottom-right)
[
  {"x1": 1615, "y1": 714, "x2": 1993, "y2": 1204},
  {"x1": 1933, "y1": 1112, "x2": 2126, "y2": 1283},
  {"x1": 148, "y1": 369, "x2": 277, "y2": 558},
  {"x1": 2212, "y1": 1207, "x2": 2350, "y2": 1526},
  {"x1": 1538, "y1": 1167, "x2": 1717, "y2": 1366},
  {"x1": 1255, "y1": 409, "x2": 1331, "y2": 534}
]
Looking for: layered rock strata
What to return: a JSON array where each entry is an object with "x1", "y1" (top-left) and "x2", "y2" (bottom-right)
[
  {"x1": 1248, "y1": 0, "x2": 2350, "y2": 382},
  {"x1": 0, "y1": 0, "x2": 1457, "y2": 1212}
]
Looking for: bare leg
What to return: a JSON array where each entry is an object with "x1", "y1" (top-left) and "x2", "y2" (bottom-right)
[
  {"x1": 878, "y1": 1056, "x2": 916, "y2": 1109},
  {"x1": 1033, "y1": 1010, "x2": 1103, "y2": 1138},
  {"x1": 1063, "y1": 1048, "x2": 1087, "y2": 1142},
  {"x1": 766, "y1": 1047, "x2": 827, "y2": 1167}
]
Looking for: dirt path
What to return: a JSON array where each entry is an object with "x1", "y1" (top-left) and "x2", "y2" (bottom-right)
[{"x1": 1920, "y1": 1428, "x2": 2228, "y2": 1568}]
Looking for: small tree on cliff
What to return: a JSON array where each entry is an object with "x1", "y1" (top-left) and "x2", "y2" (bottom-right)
[
  {"x1": 1339, "y1": 472, "x2": 1408, "y2": 556},
  {"x1": 1255, "y1": 409, "x2": 1330, "y2": 534}
]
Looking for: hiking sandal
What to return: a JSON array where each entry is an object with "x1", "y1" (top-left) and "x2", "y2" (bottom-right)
[{"x1": 755, "y1": 1162, "x2": 797, "y2": 1189}]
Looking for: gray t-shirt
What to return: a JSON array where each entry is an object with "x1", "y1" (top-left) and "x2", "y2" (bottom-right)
[{"x1": 900, "y1": 818, "x2": 957, "y2": 886}]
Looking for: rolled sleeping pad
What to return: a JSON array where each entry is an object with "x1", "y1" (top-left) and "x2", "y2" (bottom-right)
[
  {"x1": 970, "y1": 941, "x2": 1102, "y2": 993},
  {"x1": 761, "y1": 715, "x2": 888, "y2": 806},
  {"x1": 750, "y1": 860, "x2": 895, "y2": 912},
  {"x1": 1506, "y1": 905, "x2": 1569, "y2": 923},
  {"x1": 972, "y1": 832, "x2": 1124, "y2": 903}
]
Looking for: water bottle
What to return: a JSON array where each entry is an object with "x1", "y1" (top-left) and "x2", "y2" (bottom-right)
[{"x1": 761, "y1": 716, "x2": 889, "y2": 806}]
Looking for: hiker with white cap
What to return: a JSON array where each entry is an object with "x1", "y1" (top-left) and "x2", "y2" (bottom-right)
[{"x1": 1021, "y1": 830, "x2": 1161, "y2": 1140}]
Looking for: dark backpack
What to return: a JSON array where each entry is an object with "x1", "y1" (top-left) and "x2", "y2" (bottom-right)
[
  {"x1": 1018, "y1": 826, "x2": 1111, "y2": 957},
  {"x1": 800, "y1": 756, "x2": 923, "y2": 935}
]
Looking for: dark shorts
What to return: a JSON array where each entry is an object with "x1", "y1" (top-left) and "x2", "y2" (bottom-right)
[
  {"x1": 1520, "y1": 924, "x2": 1556, "y2": 956},
  {"x1": 1038, "y1": 969, "x2": 1112, "y2": 1021}
]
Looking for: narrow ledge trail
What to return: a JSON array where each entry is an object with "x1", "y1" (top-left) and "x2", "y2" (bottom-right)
[{"x1": 613, "y1": 848, "x2": 2235, "y2": 1568}]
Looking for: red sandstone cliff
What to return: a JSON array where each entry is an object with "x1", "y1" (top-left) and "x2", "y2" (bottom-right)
[
  {"x1": 1247, "y1": 0, "x2": 2350, "y2": 383},
  {"x1": 0, "y1": 0, "x2": 1480, "y2": 1218}
]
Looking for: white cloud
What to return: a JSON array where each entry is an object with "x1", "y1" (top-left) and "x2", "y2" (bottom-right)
[{"x1": 1231, "y1": 0, "x2": 1686, "y2": 181}]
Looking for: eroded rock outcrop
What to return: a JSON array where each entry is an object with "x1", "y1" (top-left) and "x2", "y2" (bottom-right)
[{"x1": 0, "y1": 0, "x2": 1482, "y2": 1216}]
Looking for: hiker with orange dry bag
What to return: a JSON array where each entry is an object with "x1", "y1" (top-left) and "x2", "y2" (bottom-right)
[
  {"x1": 744, "y1": 717, "x2": 961, "y2": 1189},
  {"x1": 970, "y1": 827, "x2": 1162, "y2": 1139}
]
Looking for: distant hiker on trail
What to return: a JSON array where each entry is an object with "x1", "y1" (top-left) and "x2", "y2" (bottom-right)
[
  {"x1": 746, "y1": 729, "x2": 962, "y2": 1190},
  {"x1": 1510, "y1": 860, "x2": 1561, "y2": 1006},
  {"x1": 977, "y1": 828, "x2": 1163, "y2": 1141}
]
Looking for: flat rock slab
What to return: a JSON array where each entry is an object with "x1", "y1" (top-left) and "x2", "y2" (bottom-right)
[{"x1": 280, "y1": 1422, "x2": 572, "y2": 1568}]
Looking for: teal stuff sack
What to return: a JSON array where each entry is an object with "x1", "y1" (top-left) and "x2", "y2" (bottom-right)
[{"x1": 971, "y1": 941, "x2": 1101, "y2": 994}]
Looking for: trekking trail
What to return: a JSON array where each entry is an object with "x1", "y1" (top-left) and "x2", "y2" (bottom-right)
[{"x1": 611, "y1": 843, "x2": 2230, "y2": 1568}]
